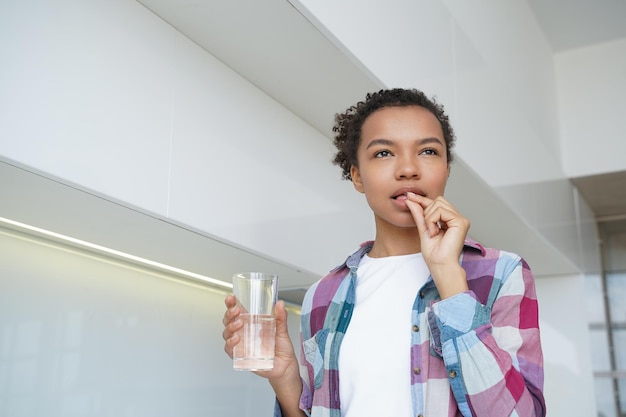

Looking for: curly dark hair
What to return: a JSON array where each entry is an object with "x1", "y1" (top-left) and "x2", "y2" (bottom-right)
[{"x1": 332, "y1": 88, "x2": 456, "y2": 180}]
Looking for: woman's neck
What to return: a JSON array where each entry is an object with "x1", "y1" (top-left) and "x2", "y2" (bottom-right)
[{"x1": 369, "y1": 225, "x2": 421, "y2": 258}]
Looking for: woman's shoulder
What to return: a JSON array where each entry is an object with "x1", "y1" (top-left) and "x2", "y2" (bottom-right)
[
  {"x1": 301, "y1": 242, "x2": 371, "y2": 313},
  {"x1": 462, "y1": 238, "x2": 531, "y2": 283},
  {"x1": 463, "y1": 237, "x2": 524, "y2": 264}
]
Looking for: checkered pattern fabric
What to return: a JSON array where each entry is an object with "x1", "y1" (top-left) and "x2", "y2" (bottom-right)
[{"x1": 274, "y1": 239, "x2": 545, "y2": 417}]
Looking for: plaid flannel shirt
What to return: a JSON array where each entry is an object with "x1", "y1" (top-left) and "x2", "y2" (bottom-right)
[{"x1": 274, "y1": 239, "x2": 545, "y2": 417}]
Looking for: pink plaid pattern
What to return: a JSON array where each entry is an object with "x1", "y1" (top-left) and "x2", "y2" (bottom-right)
[{"x1": 273, "y1": 240, "x2": 545, "y2": 417}]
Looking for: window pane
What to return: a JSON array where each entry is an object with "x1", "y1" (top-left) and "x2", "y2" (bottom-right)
[
  {"x1": 607, "y1": 272, "x2": 626, "y2": 322},
  {"x1": 620, "y1": 378, "x2": 626, "y2": 415},
  {"x1": 614, "y1": 329, "x2": 626, "y2": 371},
  {"x1": 585, "y1": 273, "x2": 607, "y2": 323},
  {"x1": 589, "y1": 328, "x2": 612, "y2": 371},
  {"x1": 595, "y1": 377, "x2": 617, "y2": 417}
]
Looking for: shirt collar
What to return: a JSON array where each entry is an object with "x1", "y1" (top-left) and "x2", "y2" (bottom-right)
[
  {"x1": 344, "y1": 238, "x2": 486, "y2": 271},
  {"x1": 463, "y1": 237, "x2": 486, "y2": 256}
]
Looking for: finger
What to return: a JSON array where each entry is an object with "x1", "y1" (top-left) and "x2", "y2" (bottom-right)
[
  {"x1": 422, "y1": 196, "x2": 452, "y2": 219},
  {"x1": 424, "y1": 203, "x2": 462, "y2": 231},
  {"x1": 424, "y1": 207, "x2": 471, "y2": 251},
  {"x1": 405, "y1": 197, "x2": 429, "y2": 237},
  {"x1": 224, "y1": 294, "x2": 237, "y2": 309},
  {"x1": 427, "y1": 196, "x2": 463, "y2": 220},
  {"x1": 274, "y1": 300, "x2": 289, "y2": 333},
  {"x1": 423, "y1": 197, "x2": 464, "y2": 235},
  {"x1": 222, "y1": 314, "x2": 242, "y2": 337},
  {"x1": 430, "y1": 211, "x2": 458, "y2": 237},
  {"x1": 408, "y1": 193, "x2": 447, "y2": 238},
  {"x1": 223, "y1": 294, "x2": 237, "y2": 324},
  {"x1": 423, "y1": 206, "x2": 449, "y2": 237},
  {"x1": 223, "y1": 332, "x2": 239, "y2": 358},
  {"x1": 222, "y1": 315, "x2": 242, "y2": 344},
  {"x1": 222, "y1": 303, "x2": 240, "y2": 327},
  {"x1": 406, "y1": 191, "x2": 433, "y2": 209}
]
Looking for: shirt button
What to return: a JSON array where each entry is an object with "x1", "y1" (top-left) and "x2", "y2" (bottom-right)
[
  {"x1": 412, "y1": 324, "x2": 419, "y2": 332},
  {"x1": 419, "y1": 291, "x2": 425, "y2": 298},
  {"x1": 413, "y1": 367, "x2": 421, "y2": 375},
  {"x1": 418, "y1": 414, "x2": 424, "y2": 417},
  {"x1": 449, "y1": 370, "x2": 457, "y2": 378}
]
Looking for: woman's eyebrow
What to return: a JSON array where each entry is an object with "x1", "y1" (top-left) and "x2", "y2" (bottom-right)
[
  {"x1": 365, "y1": 138, "x2": 394, "y2": 149},
  {"x1": 365, "y1": 137, "x2": 444, "y2": 149},
  {"x1": 417, "y1": 137, "x2": 445, "y2": 146}
]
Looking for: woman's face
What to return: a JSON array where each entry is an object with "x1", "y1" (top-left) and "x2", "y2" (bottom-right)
[{"x1": 350, "y1": 105, "x2": 449, "y2": 229}]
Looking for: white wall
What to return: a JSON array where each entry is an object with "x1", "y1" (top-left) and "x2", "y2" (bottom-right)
[
  {"x1": 0, "y1": 0, "x2": 374, "y2": 279},
  {"x1": 0, "y1": 224, "x2": 303, "y2": 417},
  {"x1": 555, "y1": 37, "x2": 626, "y2": 178},
  {"x1": 0, "y1": 226, "x2": 295, "y2": 416},
  {"x1": 535, "y1": 274, "x2": 598, "y2": 416},
  {"x1": 290, "y1": 0, "x2": 563, "y2": 186}
]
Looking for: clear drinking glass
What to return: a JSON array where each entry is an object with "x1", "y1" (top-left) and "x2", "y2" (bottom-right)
[{"x1": 232, "y1": 272, "x2": 278, "y2": 371}]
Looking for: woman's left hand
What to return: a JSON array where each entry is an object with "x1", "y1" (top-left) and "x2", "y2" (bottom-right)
[{"x1": 405, "y1": 192, "x2": 470, "y2": 299}]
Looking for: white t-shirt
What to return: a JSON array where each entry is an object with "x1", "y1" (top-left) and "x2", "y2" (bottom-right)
[{"x1": 338, "y1": 252, "x2": 430, "y2": 417}]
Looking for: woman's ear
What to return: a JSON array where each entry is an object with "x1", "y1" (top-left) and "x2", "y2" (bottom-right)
[{"x1": 350, "y1": 165, "x2": 364, "y2": 193}]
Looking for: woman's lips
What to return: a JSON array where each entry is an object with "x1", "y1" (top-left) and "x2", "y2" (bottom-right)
[
  {"x1": 392, "y1": 187, "x2": 425, "y2": 200},
  {"x1": 391, "y1": 192, "x2": 412, "y2": 209}
]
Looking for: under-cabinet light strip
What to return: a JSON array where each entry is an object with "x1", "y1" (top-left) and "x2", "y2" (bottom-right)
[{"x1": 0, "y1": 216, "x2": 232, "y2": 290}]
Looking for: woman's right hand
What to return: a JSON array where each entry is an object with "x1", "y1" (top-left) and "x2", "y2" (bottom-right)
[
  {"x1": 222, "y1": 294, "x2": 300, "y2": 381},
  {"x1": 222, "y1": 295, "x2": 307, "y2": 416}
]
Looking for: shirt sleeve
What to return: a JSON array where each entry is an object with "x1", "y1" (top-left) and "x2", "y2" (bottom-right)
[
  {"x1": 296, "y1": 314, "x2": 314, "y2": 416},
  {"x1": 429, "y1": 257, "x2": 546, "y2": 417}
]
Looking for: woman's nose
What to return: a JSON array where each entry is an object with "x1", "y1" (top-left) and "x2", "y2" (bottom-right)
[{"x1": 396, "y1": 156, "x2": 420, "y2": 179}]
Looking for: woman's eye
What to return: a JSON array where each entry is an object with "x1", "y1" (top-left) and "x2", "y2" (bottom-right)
[
  {"x1": 421, "y1": 148, "x2": 439, "y2": 156},
  {"x1": 374, "y1": 150, "x2": 391, "y2": 158}
]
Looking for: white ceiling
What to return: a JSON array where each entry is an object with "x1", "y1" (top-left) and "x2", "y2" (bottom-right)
[
  {"x1": 136, "y1": 0, "x2": 383, "y2": 138},
  {"x1": 527, "y1": 0, "x2": 626, "y2": 52},
  {"x1": 135, "y1": 0, "x2": 626, "y2": 131}
]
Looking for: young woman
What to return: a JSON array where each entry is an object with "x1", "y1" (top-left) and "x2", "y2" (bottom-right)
[{"x1": 223, "y1": 88, "x2": 546, "y2": 417}]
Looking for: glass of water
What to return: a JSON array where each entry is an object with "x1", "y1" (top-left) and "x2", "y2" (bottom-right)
[{"x1": 232, "y1": 272, "x2": 278, "y2": 371}]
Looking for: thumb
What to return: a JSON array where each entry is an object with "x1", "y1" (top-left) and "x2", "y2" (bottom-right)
[{"x1": 274, "y1": 300, "x2": 289, "y2": 333}]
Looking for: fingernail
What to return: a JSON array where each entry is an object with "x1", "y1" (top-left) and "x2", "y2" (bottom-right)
[{"x1": 407, "y1": 192, "x2": 415, "y2": 197}]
